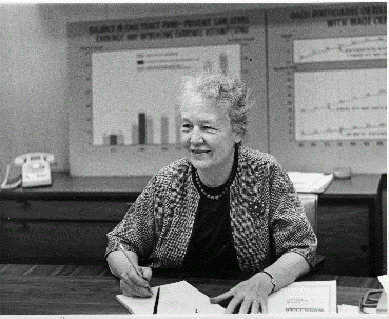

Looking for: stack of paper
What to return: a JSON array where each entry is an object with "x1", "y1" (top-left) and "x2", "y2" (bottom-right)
[
  {"x1": 116, "y1": 280, "x2": 337, "y2": 314},
  {"x1": 287, "y1": 172, "x2": 334, "y2": 193}
]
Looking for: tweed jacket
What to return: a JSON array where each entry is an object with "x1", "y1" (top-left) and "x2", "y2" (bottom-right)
[{"x1": 105, "y1": 146, "x2": 317, "y2": 273}]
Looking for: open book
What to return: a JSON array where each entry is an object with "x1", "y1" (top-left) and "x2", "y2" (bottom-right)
[
  {"x1": 116, "y1": 280, "x2": 337, "y2": 314},
  {"x1": 287, "y1": 172, "x2": 334, "y2": 193},
  {"x1": 116, "y1": 280, "x2": 224, "y2": 314}
]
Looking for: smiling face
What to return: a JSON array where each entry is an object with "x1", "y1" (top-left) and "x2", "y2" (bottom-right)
[{"x1": 180, "y1": 94, "x2": 241, "y2": 178}]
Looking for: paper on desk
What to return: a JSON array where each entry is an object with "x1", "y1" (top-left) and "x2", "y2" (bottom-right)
[
  {"x1": 378, "y1": 275, "x2": 388, "y2": 292},
  {"x1": 117, "y1": 280, "x2": 336, "y2": 314},
  {"x1": 267, "y1": 281, "x2": 337, "y2": 313},
  {"x1": 287, "y1": 171, "x2": 334, "y2": 193},
  {"x1": 116, "y1": 280, "x2": 225, "y2": 314}
]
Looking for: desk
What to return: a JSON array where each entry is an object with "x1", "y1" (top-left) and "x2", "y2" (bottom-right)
[
  {"x1": 0, "y1": 172, "x2": 384, "y2": 276},
  {"x1": 316, "y1": 174, "x2": 384, "y2": 277},
  {"x1": 0, "y1": 270, "x2": 381, "y2": 315}
]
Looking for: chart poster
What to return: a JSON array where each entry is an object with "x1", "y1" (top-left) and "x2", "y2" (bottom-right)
[
  {"x1": 267, "y1": 3, "x2": 387, "y2": 174},
  {"x1": 67, "y1": 10, "x2": 267, "y2": 176}
]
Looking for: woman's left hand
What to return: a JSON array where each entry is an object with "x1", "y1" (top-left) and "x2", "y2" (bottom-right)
[{"x1": 209, "y1": 272, "x2": 273, "y2": 314}]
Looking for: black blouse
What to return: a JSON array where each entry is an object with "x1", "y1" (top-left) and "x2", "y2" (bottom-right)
[{"x1": 181, "y1": 146, "x2": 240, "y2": 278}]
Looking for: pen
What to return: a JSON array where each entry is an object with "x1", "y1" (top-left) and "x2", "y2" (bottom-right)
[
  {"x1": 119, "y1": 243, "x2": 152, "y2": 293},
  {"x1": 153, "y1": 287, "x2": 160, "y2": 314}
]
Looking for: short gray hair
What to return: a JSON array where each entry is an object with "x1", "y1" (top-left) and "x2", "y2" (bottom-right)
[{"x1": 179, "y1": 72, "x2": 251, "y2": 139}]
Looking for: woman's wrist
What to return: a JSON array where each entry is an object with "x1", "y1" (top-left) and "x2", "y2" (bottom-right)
[
  {"x1": 254, "y1": 272, "x2": 275, "y2": 296},
  {"x1": 107, "y1": 250, "x2": 139, "y2": 278},
  {"x1": 261, "y1": 271, "x2": 276, "y2": 293}
]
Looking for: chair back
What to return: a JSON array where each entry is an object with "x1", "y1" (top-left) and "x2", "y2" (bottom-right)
[
  {"x1": 297, "y1": 193, "x2": 318, "y2": 232},
  {"x1": 297, "y1": 193, "x2": 326, "y2": 269}
]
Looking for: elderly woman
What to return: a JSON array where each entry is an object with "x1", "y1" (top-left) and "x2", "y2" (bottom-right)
[{"x1": 105, "y1": 72, "x2": 317, "y2": 314}]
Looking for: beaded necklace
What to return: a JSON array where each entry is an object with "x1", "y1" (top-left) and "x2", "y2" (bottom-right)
[
  {"x1": 194, "y1": 170, "x2": 234, "y2": 200},
  {"x1": 193, "y1": 144, "x2": 238, "y2": 201}
]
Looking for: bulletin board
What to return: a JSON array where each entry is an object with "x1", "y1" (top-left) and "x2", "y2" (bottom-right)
[
  {"x1": 67, "y1": 10, "x2": 267, "y2": 176},
  {"x1": 267, "y1": 3, "x2": 387, "y2": 174}
]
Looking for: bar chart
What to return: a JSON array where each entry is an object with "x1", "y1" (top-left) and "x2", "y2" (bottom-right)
[{"x1": 92, "y1": 44, "x2": 241, "y2": 147}]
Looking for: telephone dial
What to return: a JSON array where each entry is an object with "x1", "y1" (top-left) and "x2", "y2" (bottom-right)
[{"x1": 1, "y1": 153, "x2": 55, "y2": 189}]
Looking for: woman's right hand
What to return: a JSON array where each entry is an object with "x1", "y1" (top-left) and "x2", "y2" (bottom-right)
[{"x1": 119, "y1": 266, "x2": 153, "y2": 298}]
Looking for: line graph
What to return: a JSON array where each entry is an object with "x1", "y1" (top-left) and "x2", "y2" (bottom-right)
[
  {"x1": 298, "y1": 123, "x2": 386, "y2": 138},
  {"x1": 299, "y1": 89, "x2": 386, "y2": 113},
  {"x1": 294, "y1": 68, "x2": 387, "y2": 141},
  {"x1": 294, "y1": 35, "x2": 387, "y2": 63}
]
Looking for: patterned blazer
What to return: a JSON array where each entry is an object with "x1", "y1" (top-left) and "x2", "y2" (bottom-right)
[{"x1": 105, "y1": 146, "x2": 317, "y2": 273}]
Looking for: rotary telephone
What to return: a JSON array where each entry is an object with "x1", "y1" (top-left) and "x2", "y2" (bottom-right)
[{"x1": 1, "y1": 153, "x2": 55, "y2": 189}]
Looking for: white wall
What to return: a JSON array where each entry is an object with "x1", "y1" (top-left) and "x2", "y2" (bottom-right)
[{"x1": 0, "y1": 3, "x2": 283, "y2": 172}]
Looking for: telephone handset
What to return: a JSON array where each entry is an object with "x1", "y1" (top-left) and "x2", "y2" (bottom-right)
[{"x1": 1, "y1": 153, "x2": 55, "y2": 189}]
